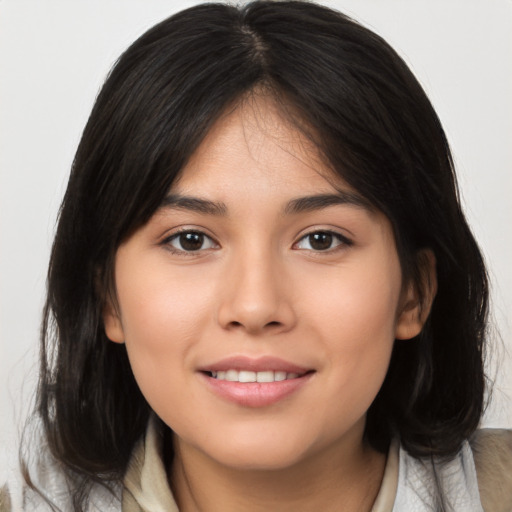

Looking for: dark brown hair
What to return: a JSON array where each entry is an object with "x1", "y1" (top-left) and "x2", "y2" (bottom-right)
[{"x1": 33, "y1": 1, "x2": 488, "y2": 508}]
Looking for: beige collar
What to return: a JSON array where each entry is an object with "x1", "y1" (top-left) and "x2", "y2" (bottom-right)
[
  {"x1": 122, "y1": 417, "x2": 398, "y2": 512},
  {"x1": 371, "y1": 438, "x2": 399, "y2": 512},
  {"x1": 122, "y1": 417, "x2": 178, "y2": 512}
]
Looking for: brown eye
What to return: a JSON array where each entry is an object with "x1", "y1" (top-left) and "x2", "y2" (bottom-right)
[
  {"x1": 308, "y1": 232, "x2": 333, "y2": 251},
  {"x1": 295, "y1": 230, "x2": 352, "y2": 252},
  {"x1": 166, "y1": 231, "x2": 217, "y2": 253},
  {"x1": 179, "y1": 232, "x2": 204, "y2": 251}
]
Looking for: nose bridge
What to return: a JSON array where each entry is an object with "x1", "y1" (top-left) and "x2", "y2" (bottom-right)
[{"x1": 217, "y1": 240, "x2": 295, "y2": 334}]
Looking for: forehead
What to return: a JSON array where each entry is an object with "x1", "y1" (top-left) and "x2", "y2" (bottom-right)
[{"x1": 171, "y1": 95, "x2": 347, "y2": 199}]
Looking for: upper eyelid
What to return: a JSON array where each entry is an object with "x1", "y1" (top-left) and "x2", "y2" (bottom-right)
[
  {"x1": 294, "y1": 230, "x2": 352, "y2": 246},
  {"x1": 161, "y1": 226, "x2": 217, "y2": 243},
  {"x1": 295, "y1": 227, "x2": 353, "y2": 243}
]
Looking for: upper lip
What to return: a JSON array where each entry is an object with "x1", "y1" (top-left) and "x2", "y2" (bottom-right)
[{"x1": 198, "y1": 356, "x2": 311, "y2": 374}]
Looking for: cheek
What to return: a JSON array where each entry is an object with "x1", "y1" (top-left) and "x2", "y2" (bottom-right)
[
  {"x1": 114, "y1": 258, "x2": 217, "y2": 410},
  {"x1": 300, "y1": 257, "x2": 401, "y2": 409},
  {"x1": 117, "y1": 255, "x2": 217, "y2": 341},
  {"x1": 304, "y1": 256, "x2": 401, "y2": 345}
]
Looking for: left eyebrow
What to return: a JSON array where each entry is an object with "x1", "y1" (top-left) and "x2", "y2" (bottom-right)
[
  {"x1": 283, "y1": 192, "x2": 372, "y2": 215},
  {"x1": 159, "y1": 194, "x2": 228, "y2": 216}
]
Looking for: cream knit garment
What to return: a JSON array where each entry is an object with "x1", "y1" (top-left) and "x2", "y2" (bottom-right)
[{"x1": 3, "y1": 418, "x2": 512, "y2": 511}]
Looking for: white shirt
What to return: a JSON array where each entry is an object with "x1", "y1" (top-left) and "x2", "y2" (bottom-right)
[{"x1": 5, "y1": 418, "x2": 511, "y2": 511}]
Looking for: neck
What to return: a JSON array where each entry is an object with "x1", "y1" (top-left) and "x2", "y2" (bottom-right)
[{"x1": 170, "y1": 427, "x2": 386, "y2": 512}]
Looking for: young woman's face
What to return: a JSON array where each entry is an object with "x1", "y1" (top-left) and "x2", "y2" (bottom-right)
[{"x1": 104, "y1": 96, "x2": 423, "y2": 470}]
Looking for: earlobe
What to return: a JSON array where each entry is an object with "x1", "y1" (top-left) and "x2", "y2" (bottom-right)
[
  {"x1": 395, "y1": 249, "x2": 437, "y2": 340},
  {"x1": 103, "y1": 303, "x2": 125, "y2": 344}
]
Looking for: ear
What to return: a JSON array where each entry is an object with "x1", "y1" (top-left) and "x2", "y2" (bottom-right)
[
  {"x1": 395, "y1": 249, "x2": 437, "y2": 340},
  {"x1": 103, "y1": 301, "x2": 125, "y2": 344}
]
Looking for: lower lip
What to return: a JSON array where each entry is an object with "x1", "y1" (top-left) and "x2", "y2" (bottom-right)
[{"x1": 200, "y1": 372, "x2": 313, "y2": 408}]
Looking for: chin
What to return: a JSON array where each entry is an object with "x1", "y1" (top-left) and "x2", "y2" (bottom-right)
[
  {"x1": 198, "y1": 434, "x2": 315, "y2": 471},
  {"x1": 212, "y1": 449, "x2": 305, "y2": 472}
]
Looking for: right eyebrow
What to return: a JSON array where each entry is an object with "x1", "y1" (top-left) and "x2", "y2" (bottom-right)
[
  {"x1": 283, "y1": 192, "x2": 372, "y2": 215},
  {"x1": 159, "y1": 194, "x2": 228, "y2": 216}
]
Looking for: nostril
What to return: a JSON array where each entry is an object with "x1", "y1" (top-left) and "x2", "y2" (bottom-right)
[{"x1": 226, "y1": 320, "x2": 282, "y2": 331}]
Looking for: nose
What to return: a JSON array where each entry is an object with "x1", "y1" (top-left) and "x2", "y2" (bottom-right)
[{"x1": 216, "y1": 249, "x2": 297, "y2": 336}]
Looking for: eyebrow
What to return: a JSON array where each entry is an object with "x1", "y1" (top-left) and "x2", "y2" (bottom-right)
[
  {"x1": 159, "y1": 191, "x2": 372, "y2": 216},
  {"x1": 160, "y1": 194, "x2": 228, "y2": 216},
  {"x1": 283, "y1": 192, "x2": 372, "y2": 215}
]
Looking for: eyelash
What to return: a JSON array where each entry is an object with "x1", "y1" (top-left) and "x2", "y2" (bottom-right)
[
  {"x1": 293, "y1": 230, "x2": 353, "y2": 253},
  {"x1": 161, "y1": 229, "x2": 353, "y2": 256},
  {"x1": 162, "y1": 229, "x2": 218, "y2": 255}
]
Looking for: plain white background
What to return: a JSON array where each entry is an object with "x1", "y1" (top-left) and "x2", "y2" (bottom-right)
[{"x1": 1, "y1": 0, "x2": 511, "y2": 481}]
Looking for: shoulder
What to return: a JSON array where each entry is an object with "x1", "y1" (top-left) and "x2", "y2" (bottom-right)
[
  {"x1": 0, "y1": 484, "x2": 11, "y2": 512},
  {"x1": 1, "y1": 450, "x2": 71, "y2": 511},
  {"x1": 470, "y1": 428, "x2": 512, "y2": 512},
  {"x1": 395, "y1": 440, "x2": 484, "y2": 511},
  {"x1": 2, "y1": 444, "x2": 122, "y2": 512},
  {"x1": 394, "y1": 433, "x2": 512, "y2": 512}
]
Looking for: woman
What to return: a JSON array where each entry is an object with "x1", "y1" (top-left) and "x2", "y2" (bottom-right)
[{"x1": 2, "y1": 1, "x2": 511, "y2": 510}]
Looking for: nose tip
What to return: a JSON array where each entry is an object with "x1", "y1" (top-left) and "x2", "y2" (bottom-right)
[{"x1": 216, "y1": 260, "x2": 296, "y2": 336}]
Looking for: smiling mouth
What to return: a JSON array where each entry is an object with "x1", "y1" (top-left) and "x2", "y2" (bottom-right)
[
  {"x1": 200, "y1": 362, "x2": 314, "y2": 406},
  {"x1": 207, "y1": 370, "x2": 307, "y2": 382}
]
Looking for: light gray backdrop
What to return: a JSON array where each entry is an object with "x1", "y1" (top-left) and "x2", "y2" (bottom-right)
[{"x1": 1, "y1": 0, "x2": 511, "y2": 480}]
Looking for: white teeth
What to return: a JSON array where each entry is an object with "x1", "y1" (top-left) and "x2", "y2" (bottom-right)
[
  {"x1": 256, "y1": 371, "x2": 274, "y2": 383},
  {"x1": 210, "y1": 369, "x2": 302, "y2": 382},
  {"x1": 226, "y1": 369, "x2": 238, "y2": 382},
  {"x1": 274, "y1": 371, "x2": 287, "y2": 381},
  {"x1": 238, "y1": 370, "x2": 256, "y2": 382}
]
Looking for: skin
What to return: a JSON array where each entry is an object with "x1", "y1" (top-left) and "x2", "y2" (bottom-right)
[{"x1": 104, "y1": 95, "x2": 434, "y2": 512}]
